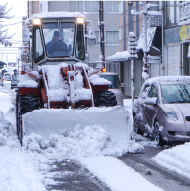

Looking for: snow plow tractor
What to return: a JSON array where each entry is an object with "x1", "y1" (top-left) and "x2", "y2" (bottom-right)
[{"x1": 16, "y1": 12, "x2": 127, "y2": 145}]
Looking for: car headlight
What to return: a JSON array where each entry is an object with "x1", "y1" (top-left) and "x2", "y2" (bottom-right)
[{"x1": 161, "y1": 107, "x2": 178, "y2": 121}]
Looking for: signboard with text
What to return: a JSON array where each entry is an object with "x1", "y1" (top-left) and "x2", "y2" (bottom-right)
[{"x1": 147, "y1": 56, "x2": 162, "y2": 64}]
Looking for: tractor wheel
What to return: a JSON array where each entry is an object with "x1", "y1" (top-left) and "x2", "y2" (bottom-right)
[
  {"x1": 16, "y1": 94, "x2": 40, "y2": 145},
  {"x1": 95, "y1": 91, "x2": 117, "y2": 107}
]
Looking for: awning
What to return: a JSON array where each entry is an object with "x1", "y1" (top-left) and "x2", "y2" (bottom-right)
[
  {"x1": 105, "y1": 51, "x2": 132, "y2": 63},
  {"x1": 105, "y1": 26, "x2": 162, "y2": 64},
  {"x1": 137, "y1": 26, "x2": 162, "y2": 57}
]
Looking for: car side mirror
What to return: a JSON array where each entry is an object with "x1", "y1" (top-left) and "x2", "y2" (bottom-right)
[{"x1": 144, "y1": 98, "x2": 157, "y2": 106}]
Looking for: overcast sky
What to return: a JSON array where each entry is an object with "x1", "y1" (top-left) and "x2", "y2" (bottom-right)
[
  {"x1": 5, "y1": 0, "x2": 27, "y2": 41},
  {"x1": 0, "y1": 0, "x2": 27, "y2": 62}
]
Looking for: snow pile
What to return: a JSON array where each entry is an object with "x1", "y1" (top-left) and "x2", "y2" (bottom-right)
[
  {"x1": 0, "y1": 94, "x2": 46, "y2": 191},
  {"x1": 154, "y1": 142, "x2": 190, "y2": 179},
  {"x1": 23, "y1": 124, "x2": 143, "y2": 159},
  {"x1": 0, "y1": 111, "x2": 17, "y2": 147},
  {"x1": 0, "y1": 92, "x2": 15, "y2": 115},
  {"x1": 0, "y1": 147, "x2": 46, "y2": 191}
]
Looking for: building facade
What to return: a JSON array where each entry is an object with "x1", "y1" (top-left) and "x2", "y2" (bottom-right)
[{"x1": 106, "y1": 1, "x2": 186, "y2": 98}]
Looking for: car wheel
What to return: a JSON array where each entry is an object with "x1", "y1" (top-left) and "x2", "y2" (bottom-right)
[
  {"x1": 133, "y1": 116, "x2": 144, "y2": 136},
  {"x1": 154, "y1": 121, "x2": 166, "y2": 146}
]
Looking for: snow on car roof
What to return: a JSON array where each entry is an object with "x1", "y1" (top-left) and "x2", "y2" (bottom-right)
[
  {"x1": 145, "y1": 76, "x2": 190, "y2": 85},
  {"x1": 31, "y1": 12, "x2": 85, "y2": 19},
  {"x1": 139, "y1": 76, "x2": 190, "y2": 93}
]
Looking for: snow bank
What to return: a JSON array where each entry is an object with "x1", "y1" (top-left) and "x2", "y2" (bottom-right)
[
  {"x1": 154, "y1": 142, "x2": 190, "y2": 179},
  {"x1": 78, "y1": 156, "x2": 163, "y2": 191},
  {"x1": 0, "y1": 147, "x2": 46, "y2": 191},
  {"x1": 0, "y1": 94, "x2": 46, "y2": 191},
  {"x1": 0, "y1": 92, "x2": 14, "y2": 115}
]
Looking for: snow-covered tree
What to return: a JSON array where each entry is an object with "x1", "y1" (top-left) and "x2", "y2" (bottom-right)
[{"x1": 0, "y1": 3, "x2": 14, "y2": 46}]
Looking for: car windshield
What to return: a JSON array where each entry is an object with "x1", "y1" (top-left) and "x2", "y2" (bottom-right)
[
  {"x1": 161, "y1": 84, "x2": 190, "y2": 103},
  {"x1": 42, "y1": 23, "x2": 75, "y2": 57},
  {"x1": 99, "y1": 74, "x2": 121, "y2": 89},
  {"x1": 12, "y1": 76, "x2": 17, "y2": 81}
]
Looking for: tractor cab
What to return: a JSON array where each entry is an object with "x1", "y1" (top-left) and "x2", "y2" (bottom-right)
[{"x1": 31, "y1": 12, "x2": 86, "y2": 70}]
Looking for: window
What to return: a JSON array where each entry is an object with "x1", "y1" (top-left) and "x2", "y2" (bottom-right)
[
  {"x1": 148, "y1": 86, "x2": 157, "y2": 98},
  {"x1": 106, "y1": 31, "x2": 119, "y2": 45},
  {"x1": 69, "y1": 1, "x2": 98, "y2": 12},
  {"x1": 105, "y1": 1, "x2": 118, "y2": 12},
  {"x1": 166, "y1": 1, "x2": 180, "y2": 27},
  {"x1": 42, "y1": 23, "x2": 75, "y2": 58},
  {"x1": 76, "y1": 24, "x2": 85, "y2": 60}
]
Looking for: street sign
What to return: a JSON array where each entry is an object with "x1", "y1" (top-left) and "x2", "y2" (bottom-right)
[
  {"x1": 148, "y1": 15, "x2": 162, "y2": 27},
  {"x1": 147, "y1": 56, "x2": 162, "y2": 64}
]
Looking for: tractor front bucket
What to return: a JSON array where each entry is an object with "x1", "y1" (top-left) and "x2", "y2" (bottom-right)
[{"x1": 22, "y1": 106, "x2": 132, "y2": 145}]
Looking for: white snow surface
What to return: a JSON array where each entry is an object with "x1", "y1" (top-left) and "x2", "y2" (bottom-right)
[
  {"x1": 17, "y1": 74, "x2": 38, "y2": 88},
  {"x1": 31, "y1": 11, "x2": 85, "y2": 19},
  {"x1": 106, "y1": 50, "x2": 132, "y2": 62},
  {"x1": 1, "y1": 89, "x2": 190, "y2": 190}
]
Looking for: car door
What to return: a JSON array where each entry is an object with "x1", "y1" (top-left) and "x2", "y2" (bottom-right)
[{"x1": 143, "y1": 84, "x2": 158, "y2": 134}]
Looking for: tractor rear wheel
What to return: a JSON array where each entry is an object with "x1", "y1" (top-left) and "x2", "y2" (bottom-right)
[
  {"x1": 16, "y1": 94, "x2": 40, "y2": 145},
  {"x1": 95, "y1": 91, "x2": 117, "y2": 107}
]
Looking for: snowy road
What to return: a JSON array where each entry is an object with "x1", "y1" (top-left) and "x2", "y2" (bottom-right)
[
  {"x1": 1, "y1": 81, "x2": 190, "y2": 191},
  {"x1": 119, "y1": 146, "x2": 190, "y2": 191}
]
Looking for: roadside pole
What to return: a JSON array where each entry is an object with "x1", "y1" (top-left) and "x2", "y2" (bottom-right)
[
  {"x1": 142, "y1": 1, "x2": 149, "y2": 79},
  {"x1": 128, "y1": 32, "x2": 137, "y2": 105},
  {"x1": 99, "y1": 1, "x2": 105, "y2": 68}
]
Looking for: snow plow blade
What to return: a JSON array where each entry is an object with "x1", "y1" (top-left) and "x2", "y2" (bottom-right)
[{"x1": 22, "y1": 107, "x2": 132, "y2": 144}]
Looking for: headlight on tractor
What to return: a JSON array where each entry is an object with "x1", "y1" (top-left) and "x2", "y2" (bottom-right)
[{"x1": 162, "y1": 107, "x2": 178, "y2": 121}]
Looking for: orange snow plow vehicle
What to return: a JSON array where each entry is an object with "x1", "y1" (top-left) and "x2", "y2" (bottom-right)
[{"x1": 16, "y1": 12, "x2": 128, "y2": 144}]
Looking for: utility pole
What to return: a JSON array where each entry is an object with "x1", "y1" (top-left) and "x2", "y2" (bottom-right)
[
  {"x1": 142, "y1": 1, "x2": 149, "y2": 79},
  {"x1": 99, "y1": 1, "x2": 105, "y2": 68}
]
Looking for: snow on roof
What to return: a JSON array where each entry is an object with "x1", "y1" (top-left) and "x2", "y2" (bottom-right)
[
  {"x1": 31, "y1": 12, "x2": 85, "y2": 19},
  {"x1": 178, "y1": 19, "x2": 190, "y2": 26},
  {"x1": 106, "y1": 51, "x2": 132, "y2": 63}
]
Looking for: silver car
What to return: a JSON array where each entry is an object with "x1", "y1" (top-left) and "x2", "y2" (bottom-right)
[
  {"x1": 99, "y1": 72, "x2": 124, "y2": 107},
  {"x1": 133, "y1": 76, "x2": 190, "y2": 146},
  {"x1": 3, "y1": 73, "x2": 11, "y2": 81}
]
